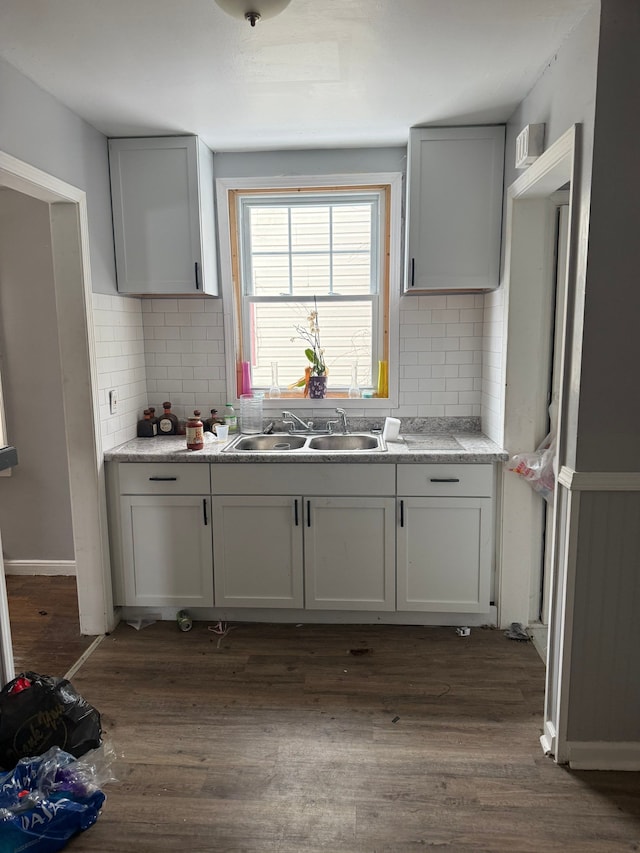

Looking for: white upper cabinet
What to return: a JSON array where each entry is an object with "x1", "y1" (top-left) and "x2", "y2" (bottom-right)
[
  {"x1": 108, "y1": 136, "x2": 218, "y2": 296},
  {"x1": 404, "y1": 126, "x2": 505, "y2": 293}
]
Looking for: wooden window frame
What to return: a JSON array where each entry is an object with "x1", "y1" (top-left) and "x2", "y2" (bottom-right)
[{"x1": 216, "y1": 172, "x2": 402, "y2": 411}]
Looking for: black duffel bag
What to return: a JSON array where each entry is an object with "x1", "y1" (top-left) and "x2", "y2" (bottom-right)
[{"x1": 0, "y1": 671, "x2": 102, "y2": 770}]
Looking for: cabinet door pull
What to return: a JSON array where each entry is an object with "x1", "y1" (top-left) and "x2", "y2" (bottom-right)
[
  {"x1": 400, "y1": 499, "x2": 404, "y2": 528},
  {"x1": 306, "y1": 500, "x2": 311, "y2": 528},
  {"x1": 194, "y1": 261, "x2": 200, "y2": 290},
  {"x1": 429, "y1": 477, "x2": 460, "y2": 483},
  {"x1": 149, "y1": 476, "x2": 177, "y2": 481},
  {"x1": 202, "y1": 498, "x2": 208, "y2": 526},
  {"x1": 294, "y1": 499, "x2": 299, "y2": 526},
  {"x1": 410, "y1": 257, "x2": 415, "y2": 288}
]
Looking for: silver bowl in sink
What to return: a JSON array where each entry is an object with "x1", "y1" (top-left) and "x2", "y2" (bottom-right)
[
  {"x1": 307, "y1": 433, "x2": 383, "y2": 451},
  {"x1": 229, "y1": 434, "x2": 307, "y2": 451}
]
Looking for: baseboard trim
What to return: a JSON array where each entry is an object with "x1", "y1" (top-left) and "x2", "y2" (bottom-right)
[
  {"x1": 566, "y1": 741, "x2": 640, "y2": 770},
  {"x1": 3, "y1": 560, "x2": 76, "y2": 576}
]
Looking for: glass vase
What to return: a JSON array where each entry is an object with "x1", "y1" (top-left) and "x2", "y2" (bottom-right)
[
  {"x1": 348, "y1": 364, "x2": 361, "y2": 398},
  {"x1": 268, "y1": 362, "x2": 281, "y2": 398}
]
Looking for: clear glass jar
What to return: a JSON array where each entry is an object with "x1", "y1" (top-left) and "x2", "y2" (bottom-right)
[
  {"x1": 348, "y1": 364, "x2": 361, "y2": 398},
  {"x1": 240, "y1": 393, "x2": 264, "y2": 434}
]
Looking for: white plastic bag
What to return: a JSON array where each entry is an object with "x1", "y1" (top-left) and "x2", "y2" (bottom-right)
[{"x1": 507, "y1": 431, "x2": 556, "y2": 503}]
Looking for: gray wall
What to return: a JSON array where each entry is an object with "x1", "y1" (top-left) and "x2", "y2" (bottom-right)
[
  {"x1": 213, "y1": 147, "x2": 406, "y2": 179},
  {"x1": 0, "y1": 190, "x2": 74, "y2": 560},
  {"x1": 505, "y1": 1, "x2": 600, "y2": 471},
  {"x1": 0, "y1": 56, "x2": 117, "y2": 295},
  {"x1": 573, "y1": 0, "x2": 640, "y2": 472}
]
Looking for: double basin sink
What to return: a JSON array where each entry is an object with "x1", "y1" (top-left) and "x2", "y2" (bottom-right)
[{"x1": 224, "y1": 432, "x2": 385, "y2": 453}]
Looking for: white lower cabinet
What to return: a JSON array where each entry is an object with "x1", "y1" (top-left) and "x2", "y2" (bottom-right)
[
  {"x1": 111, "y1": 463, "x2": 213, "y2": 608},
  {"x1": 212, "y1": 495, "x2": 304, "y2": 608},
  {"x1": 396, "y1": 464, "x2": 494, "y2": 613},
  {"x1": 304, "y1": 497, "x2": 396, "y2": 610},
  {"x1": 120, "y1": 495, "x2": 213, "y2": 607},
  {"x1": 397, "y1": 497, "x2": 492, "y2": 612},
  {"x1": 210, "y1": 464, "x2": 397, "y2": 611}
]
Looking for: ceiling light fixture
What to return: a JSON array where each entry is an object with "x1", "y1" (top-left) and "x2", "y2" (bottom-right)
[{"x1": 214, "y1": 0, "x2": 291, "y2": 27}]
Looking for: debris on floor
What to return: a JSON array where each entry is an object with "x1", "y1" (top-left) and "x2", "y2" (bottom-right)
[
  {"x1": 504, "y1": 622, "x2": 530, "y2": 641},
  {"x1": 349, "y1": 647, "x2": 373, "y2": 656},
  {"x1": 456, "y1": 627, "x2": 471, "y2": 637}
]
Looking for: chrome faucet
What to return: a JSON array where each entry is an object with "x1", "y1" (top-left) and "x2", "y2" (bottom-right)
[
  {"x1": 335, "y1": 407, "x2": 349, "y2": 433},
  {"x1": 282, "y1": 411, "x2": 314, "y2": 433}
]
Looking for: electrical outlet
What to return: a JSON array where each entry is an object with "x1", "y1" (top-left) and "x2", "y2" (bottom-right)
[{"x1": 109, "y1": 389, "x2": 118, "y2": 415}]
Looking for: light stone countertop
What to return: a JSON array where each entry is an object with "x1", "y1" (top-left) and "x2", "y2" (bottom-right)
[{"x1": 104, "y1": 432, "x2": 507, "y2": 464}]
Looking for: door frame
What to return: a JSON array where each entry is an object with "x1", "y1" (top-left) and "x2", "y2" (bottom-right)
[
  {"x1": 497, "y1": 126, "x2": 580, "y2": 762},
  {"x1": 0, "y1": 151, "x2": 115, "y2": 682}
]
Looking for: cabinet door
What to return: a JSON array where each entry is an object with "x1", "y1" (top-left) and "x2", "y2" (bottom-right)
[
  {"x1": 405, "y1": 126, "x2": 504, "y2": 292},
  {"x1": 120, "y1": 495, "x2": 213, "y2": 607},
  {"x1": 304, "y1": 497, "x2": 396, "y2": 611},
  {"x1": 397, "y1": 497, "x2": 492, "y2": 612},
  {"x1": 109, "y1": 136, "x2": 218, "y2": 295},
  {"x1": 212, "y1": 496, "x2": 304, "y2": 608}
]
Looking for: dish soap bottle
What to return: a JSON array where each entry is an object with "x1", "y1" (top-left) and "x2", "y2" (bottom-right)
[
  {"x1": 158, "y1": 401, "x2": 179, "y2": 435},
  {"x1": 186, "y1": 410, "x2": 204, "y2": 451},
  {"x1": 224, "y1": 403, "x2": 238, "y2": 433}
]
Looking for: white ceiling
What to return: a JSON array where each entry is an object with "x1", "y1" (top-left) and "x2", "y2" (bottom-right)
[{"x1": 0, "y1": 0, "x2": 595, "y2": 152}]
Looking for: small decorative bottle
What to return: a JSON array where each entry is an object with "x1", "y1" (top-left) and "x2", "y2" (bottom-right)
[
  {"x1": 186, "y1": 410, "x2": 204, "y2": 451},
  {"x1": 137, "y1": 409, "x2": 157, "y2": 437},
  {"x1": 269, "y1": 362, "x2": 281, "y2": 398},
  {"x1": 148, "y1": 406, "x2": 159, "y2": 427},
  {"x1": 158, "y1": 401, "x2": 179, "y2": 435},
  {"x1": 204, "y1": 409, "x2": 221, "y2": 432},
  {"x1": 348, "y1": 364, "x2": 361, "y2": 398},
  {"x1": 224, "y1": 403, "x2": 238, "y2": 433}
]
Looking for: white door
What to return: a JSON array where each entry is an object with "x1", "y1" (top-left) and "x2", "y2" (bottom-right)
[
  {"x1": 0, "y1": 531, "x2": 14, "y2": 684},
  {"x1": 304, "y1": 497, "x2": 396, "y2": 610},
  {"x1": 540, "y1": 201, "x2": 570, "y2": 626},
  {"x1": 212, "y1": 495, "x2": 304, "y2": 608}
]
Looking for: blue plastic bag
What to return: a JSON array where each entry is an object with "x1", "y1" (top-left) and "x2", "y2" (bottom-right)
[{"x1": 0, "y1": 746, "x2": 106, "y2": 852}]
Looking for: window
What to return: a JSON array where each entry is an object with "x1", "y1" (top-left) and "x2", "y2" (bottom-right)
[{"x1": 217, "y1": 173, "x2": 402, "y2": 406}]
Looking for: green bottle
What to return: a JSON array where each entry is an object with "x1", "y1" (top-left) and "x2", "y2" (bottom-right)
[{"x1": 224, "y1": 403, "x2": 238, "y2": 433}]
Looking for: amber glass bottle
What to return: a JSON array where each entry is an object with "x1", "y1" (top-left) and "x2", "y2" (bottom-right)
[
  {"x1": 158, "y1": 402, "x2": 179, "y2": 435},
  {"x1": 186, "y1": 410, "x2": 204, "y2": 451}
]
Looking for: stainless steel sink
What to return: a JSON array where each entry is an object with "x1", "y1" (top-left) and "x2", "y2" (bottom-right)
[
  {"x1": 307, "y1": 433, "x2": 382, "y2": 451},
  {"x1": 230, "y1": 434, "x2": 307, "y2": 451},
  {"x1": 224, "y1": 432, "x2": 385, "y2": 453}
]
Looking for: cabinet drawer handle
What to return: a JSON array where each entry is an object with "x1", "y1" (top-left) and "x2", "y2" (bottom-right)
[
  {"x1": 306, "y1": 500, "x2": 311, "y2": 528},
  {"x1": 294, "y1": 499, "x2": 299, "y2": 526},
  {"x1": 400, "y1": 499, "x2": 404, "y2": 528},
  {"x1": 429, "y1": 478, "x2": 460, "y2": 483},
  {"x1": 410, "y1": 257, "x2": 415, "y2": 288},
  {"x1": 149, "y1": 476, "x2": 177, "y2": 481},
  {"x1": 202, "y1": 498, "x2": 208, "y2": 526},
  {"x1": 194, "y1": 261, "x2": 200, "y2": 290}
]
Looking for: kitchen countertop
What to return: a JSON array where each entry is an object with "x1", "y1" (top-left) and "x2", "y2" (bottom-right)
[{"x1": 104, "y1": 432, "x2": 507, "y2": 464}]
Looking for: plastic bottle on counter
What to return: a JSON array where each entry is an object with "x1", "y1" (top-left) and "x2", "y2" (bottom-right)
[
  {"x1": 186, "y1": 410, "x2": 204, "y2": 451},
  {"x1": 158, "y1": 402, "x2": 179, "y2": 435},
  {"x1": 224, "y1": 403, "x2": 238, "y2": 433}
]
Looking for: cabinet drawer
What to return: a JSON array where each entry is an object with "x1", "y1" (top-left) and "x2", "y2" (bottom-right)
[
  {"x1": 117, "y1": 463, "x2": 210, "y2": 495},
  {"x1": 397, "y1": 464, "x2": 493, "y2": 497}
]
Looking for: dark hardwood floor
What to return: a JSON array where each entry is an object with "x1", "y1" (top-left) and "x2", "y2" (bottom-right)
[
  {"x1": 5, "y1": 574, "x2": 97, "y2": 677},
  {"x1": 56, "y1": 621, "x2": 640, "y2": 852}
]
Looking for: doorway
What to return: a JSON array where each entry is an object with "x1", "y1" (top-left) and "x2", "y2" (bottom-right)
[
  {"x1": 0, "y1": 150, "x2": 116, "y2": 686},
  {"x1": 498, "y1": 126, "x2": 579, "y2": 763}
]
